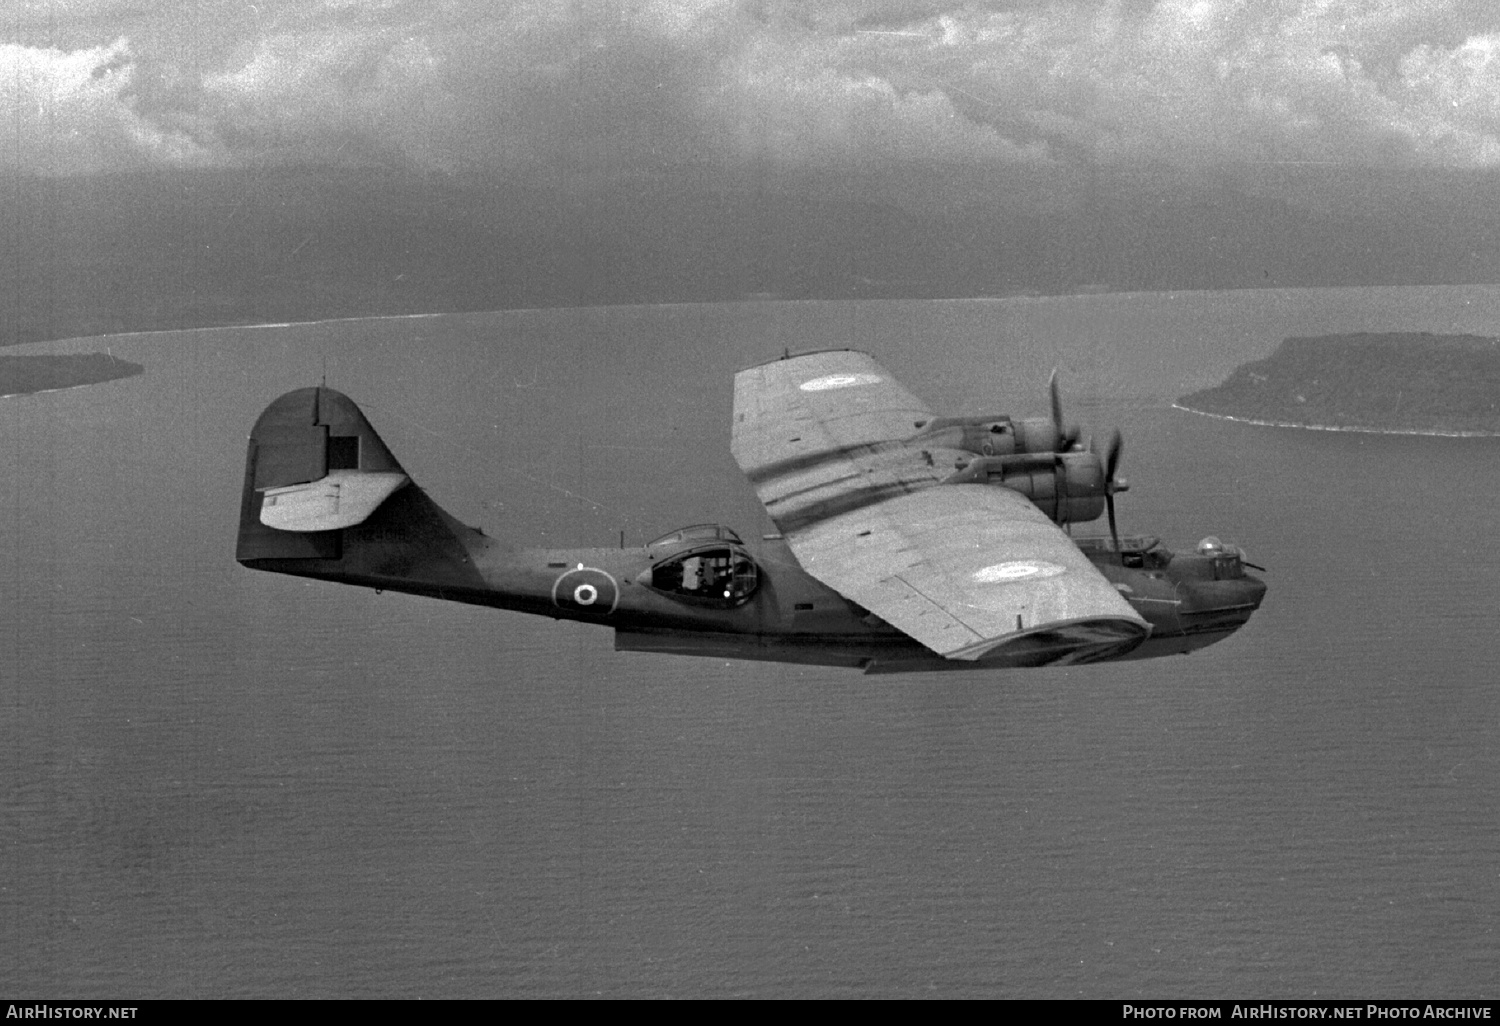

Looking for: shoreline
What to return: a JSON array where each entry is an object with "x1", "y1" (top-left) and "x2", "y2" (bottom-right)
[
  {"x1": 0, "y1": 379, "x2": 137, "y2": 400},
  {"x1": 1170, "y1": 403, "x2": 1500, "y2": 438},
  {"x1": 10, "y1": 283, "x2": 1500, "y2": 352}
]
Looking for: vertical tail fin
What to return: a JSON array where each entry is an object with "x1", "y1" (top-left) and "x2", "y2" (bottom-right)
[{"x1": 237, "y1": 387, "x2": 492, "y2": 600}]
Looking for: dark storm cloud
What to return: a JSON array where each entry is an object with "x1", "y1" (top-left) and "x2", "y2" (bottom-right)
[{"x1": 3, "y1": 1, "x2": 1498, "y2": 194}]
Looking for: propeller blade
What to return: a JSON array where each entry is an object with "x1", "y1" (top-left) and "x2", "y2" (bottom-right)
[
  {"x1": 1103, "y1": 429, "x2": 1124, "y2": 551},
  {"x1": 1049, "y1": 368, "x2": 1063, "y2": 438},
  {"x1": 1049, "y1": 369, "x2": 1080, "y2": 449},
  {"x1": 1105, "y1": 429, "x2": 1124, "y2": 486}
]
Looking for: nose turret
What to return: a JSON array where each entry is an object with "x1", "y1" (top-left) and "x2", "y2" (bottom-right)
[{"x1": 1174, "y1": 538, "x2": 1267, "y2": 631}]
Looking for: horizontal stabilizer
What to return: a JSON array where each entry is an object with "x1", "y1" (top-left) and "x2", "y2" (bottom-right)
[{"x1": 260, "y1": 470, "x2": 409, "y2": 532}]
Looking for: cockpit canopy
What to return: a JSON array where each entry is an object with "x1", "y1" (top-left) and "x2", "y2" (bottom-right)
[
  {"x1": 645, "y1": 545, "x2": 760, "y2": 608},
  {"x1": 647, "y1": 523, "x2": 744, "y2": 549}
]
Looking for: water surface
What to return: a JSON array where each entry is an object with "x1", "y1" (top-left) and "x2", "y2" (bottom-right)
[{"x1": 2, "y1": 286, "x2": 1497, "y2": 997}]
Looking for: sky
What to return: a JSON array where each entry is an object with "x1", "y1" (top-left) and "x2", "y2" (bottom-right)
[
  {"x1": 2, "y1": 1, "x2": 1496, "y2": 201},
  {"x1": 2, "y1": 1, "x2": 1499, "y2": 335}
]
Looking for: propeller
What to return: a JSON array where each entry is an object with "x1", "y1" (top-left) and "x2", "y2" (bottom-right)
[
  {"x1": 1101, "y1": 429, "x2": 1128, "y2": 552},
  {"x1": 1048, "y1": 369, "x2": 1082, "y2": 451},
  {"x1": 1051, "y1": 372, "x2": 1126, "y2": 549}
]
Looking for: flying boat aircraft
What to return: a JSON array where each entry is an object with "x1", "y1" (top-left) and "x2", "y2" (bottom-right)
[{"x1": 236, "y1": 351, "x2": 1265, "y2": 672}]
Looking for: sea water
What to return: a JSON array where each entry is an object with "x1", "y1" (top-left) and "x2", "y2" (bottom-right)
[{"x1": 1, "y1": 286, "x2": 1497, "y2": 997}]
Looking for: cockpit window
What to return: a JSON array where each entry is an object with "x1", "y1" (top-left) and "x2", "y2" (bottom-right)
[
  {"x1": 650, "y1": 547, "x2": 759, "y2": 606},
  {"x1": 1211, "y1": 554, "x2": 1243, "y2": 580}
]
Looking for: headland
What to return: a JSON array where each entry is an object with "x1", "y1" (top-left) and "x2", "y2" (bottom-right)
[{"x1": 1176, "y1": 333, "x2": 1500, "y2": 435}]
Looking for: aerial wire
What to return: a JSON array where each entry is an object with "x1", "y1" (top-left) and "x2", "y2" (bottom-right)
[{"x1": 358, "y1": 398, "x2": 618, "y2": 517}]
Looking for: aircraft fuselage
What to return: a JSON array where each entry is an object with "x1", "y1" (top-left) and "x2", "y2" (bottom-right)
[{"x1": 244, "y1": 502, "x2": 1265, "y2": 673}]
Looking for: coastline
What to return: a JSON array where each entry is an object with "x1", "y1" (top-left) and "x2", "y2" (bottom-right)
[
  {"x1": 0, "y1": 380, "x2": 135, "y2": 400},
  {"x1": 1170, "y1": 403, "x2": 1500, "y2": 438}
]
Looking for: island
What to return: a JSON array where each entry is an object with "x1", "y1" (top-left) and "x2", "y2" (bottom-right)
[
  {"x1": 1175, "y1": 333, "x2": 1500, "y2": 435},
  {"x1": 0, "y1": 353, "x2": 144, "y2": 398}
]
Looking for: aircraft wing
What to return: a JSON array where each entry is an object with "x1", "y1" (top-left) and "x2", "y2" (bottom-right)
[
  {"x1": 732, "y1": 350, "x2": 947, "y2": 531},
  {"x1": 732, "y1": 349, "x2": 932, "y2": 475},
  {"x1": 732, "y1": 351, "x2": 1148, "y2": 663},
  {"x1": 788, "y1": 484, "x2": 1146, "y2": 661}
]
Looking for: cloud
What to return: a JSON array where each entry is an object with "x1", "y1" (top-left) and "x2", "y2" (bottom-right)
[
  {"x1": 709, "y1": 36, "x2": 1054, "y2": 169},
  {"x1": 2, "y1": 0, "x2": 1499, "y2": 187},
  {"x1": 198, "y1": 25, "x2": 440, "y2": 166},
  {"x1": 0, "y1": 38, "x2": 221, "y2": 174},
  {"x1": 824, "y1": 0, "x2": 1500, "y2": 171},
  {"x1": 1394, "y1": 33, "x2": 1500, "y2": 163}
]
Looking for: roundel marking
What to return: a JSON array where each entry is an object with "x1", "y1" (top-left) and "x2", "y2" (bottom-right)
[
  {"x1": 799, "y1": 372, "x2": 882, "y2": 392},
  {"x1": 973, "y1": 560, "x2": 1067, "y2": 583},
  {"x1": 552, "y1": 567, "x2": 619, "y2": 614}
]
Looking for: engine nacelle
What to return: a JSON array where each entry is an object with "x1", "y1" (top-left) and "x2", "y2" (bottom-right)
[
  {"x1": 919, "y1": 415, "x2": 1062, "y2": 456},
  {"x1": 1008, "y1": 416, "x2": 1063, "y2": 455},
  {"x1": 944, "y1": 450, "x2": 1107, "y2": 524}
]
